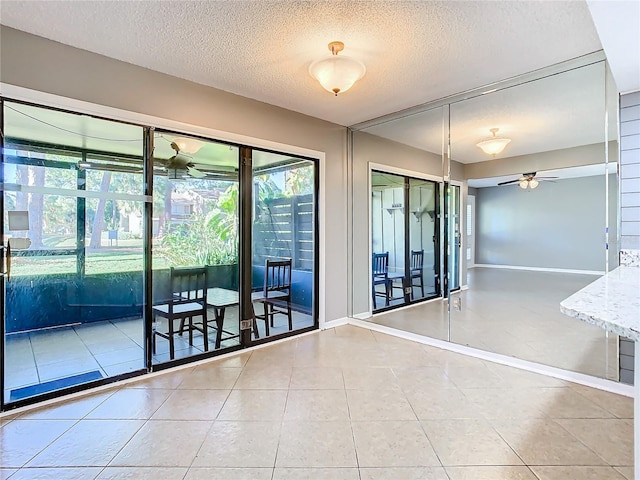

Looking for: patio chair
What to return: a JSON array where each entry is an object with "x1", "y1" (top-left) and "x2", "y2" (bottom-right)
[
  {"x1": 252, "y1": 258, "x2": 293, "y2": 338},
  {"x1": 410, "y1": 249, "x2": 425, "y2": 299},
  {"x1": 372, "y1": 252, "x2": 390, "y2": 309},
  {"x1": 152, "y1": 266, "x2": 208, "y2": 360}
]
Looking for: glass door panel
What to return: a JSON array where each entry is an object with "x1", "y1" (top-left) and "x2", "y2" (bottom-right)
[
  {"x1": 371, "y1": 171, "x2": 406, "y2": 311},
  {"x1": 409, "y1": 178, "x2": 440, "y2": 300},
  {"x1": 2, "y1": 101, "x2": 145, "y2": 405},
  {"x1": 151, "y1": 132, "x2": 240, "y2": 365},
  {"x1": 448, "y1": 184, "x2": 461, "y2": 291},
  {"x1": 250, "y1": 150, "x2": 317, "y2": 341}
]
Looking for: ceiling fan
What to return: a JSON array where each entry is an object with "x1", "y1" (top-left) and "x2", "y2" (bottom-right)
[
  {"x1": 497, "y1": 172, "x2": 557, "y2": 189},
  {"x1": 154, "y1": 141, "x2": 207, "y2": 179}
]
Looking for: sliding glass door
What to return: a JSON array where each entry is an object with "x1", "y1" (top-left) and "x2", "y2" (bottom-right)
[
  {"x1": 249, "y1": 150, "x2": 317, "y2": 343},
  {"x1": 150, "y1": 131, "x2": 241, "y2": 366},
  {"x1": 2, "y1": 100, "x2": 146, "y2": 405},
  {"x1": 1, "y1": 99, "x2": 319, "y2": 410},
  {"x1": 371, "y1": 170, "x2": 440, "y2": 313}
]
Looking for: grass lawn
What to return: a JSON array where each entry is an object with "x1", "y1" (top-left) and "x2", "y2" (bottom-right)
[{"x1": 11, "y1": 251, "x2": 171, "y2": 276}]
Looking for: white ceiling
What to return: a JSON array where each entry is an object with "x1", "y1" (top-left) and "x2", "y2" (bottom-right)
[{"x1": 0, "y1": 0, "x2": 604, "y2": 126}]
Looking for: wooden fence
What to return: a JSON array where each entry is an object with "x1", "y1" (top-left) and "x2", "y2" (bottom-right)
[{"x1": 253, "y1": 194, "x2": 314, "y2": 271}]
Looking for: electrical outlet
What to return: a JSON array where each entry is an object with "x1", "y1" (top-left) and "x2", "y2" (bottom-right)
[
  {"x1": 453, "y1": 297, "x2": 462, "y2": 311},
  {"x1": 240, "y1": 320, "x2": 252, "y2": 330}
]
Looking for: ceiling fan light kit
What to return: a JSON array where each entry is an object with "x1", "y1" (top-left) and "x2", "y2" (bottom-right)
[
  {"x1": 476, "y1": 127, "x2": 511, "y2": 156},
  {"x1": 498, "y1": 171, "x2": 557, "y2": 189},
  {"x1": 172, "y1": 137, "x2": 203, "y2": 155},
  {"x1": 157, "y1": 140, "x2": 207, "y2": 179},
  {"x1": 519, "y1": 178, "x2": 539, "y2": 189},
  {"x1": 309, "y1": 41, "x2": 366, "y2": 96}
]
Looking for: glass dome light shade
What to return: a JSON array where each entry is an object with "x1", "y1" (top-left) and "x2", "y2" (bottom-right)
[
  {"x1": 309, "y1": 55, "x2": 366, "y2": 95},
  {"x1": 519, "y1": 180, "x2": 529, "y2": 189},
  {"x1": 529, "y1": 178, "x2": 539, "y2": 189},
  {"x1": 173, "y1": 137, "x2": 203, "y2": 154},
  {"x1": 476, "y1": 137, "x2": 511, "y2": 156}
]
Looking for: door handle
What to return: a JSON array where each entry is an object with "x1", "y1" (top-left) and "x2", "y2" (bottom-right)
[{"x1": 6, "y1": 242, "x2": 11, "y2": 281}]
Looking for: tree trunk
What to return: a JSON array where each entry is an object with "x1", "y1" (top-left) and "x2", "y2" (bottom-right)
[
  {"x1": 29, "y1": 166, "x2": 45, "y2": 248},
  {"x1": 89, "y1": 171, "x2": 112, "y2": 248},
  {"x1": 159, "y1": 181, "x2": 174, "y2": 235}
]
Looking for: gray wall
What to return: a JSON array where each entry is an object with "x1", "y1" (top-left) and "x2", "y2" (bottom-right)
[
  {"x1": 1, "y1": 26, "x2": 349, "y2": 322},
  {"x1": 620, "y1": 91, "x2": 640, "y2": 250},
  {"x1": 464, "y1": 143, "x2": 615, "y2": 180},
  {"x1": 619, "y1": 90, "x2": 640, "y2": 385},
  {"x1": 475, "y1": 174, "x2": 617, "y2": 272}
]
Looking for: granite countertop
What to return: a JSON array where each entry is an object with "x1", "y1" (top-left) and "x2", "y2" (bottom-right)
[{"x1": 560, "y1": 266, "x2": 640, "y2": 340}]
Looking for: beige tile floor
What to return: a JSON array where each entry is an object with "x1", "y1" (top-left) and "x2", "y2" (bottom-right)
[
  {"x1": 4, "y1": 308, "x2": 313, "y2": 402},
  {"x1": 0, "y1": 324, "x2": 633, "y2": 479},
  {"x1": 368, "y1": 268, "x2": 618, "y2": 379}
]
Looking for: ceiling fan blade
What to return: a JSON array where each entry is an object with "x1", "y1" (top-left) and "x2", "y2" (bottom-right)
[
  {"x1": 497, "y1": 179, "x2": 521, "y2": 186},
  {"x1": 186, "y1": 165, "x2": 207, "y2": 178}
]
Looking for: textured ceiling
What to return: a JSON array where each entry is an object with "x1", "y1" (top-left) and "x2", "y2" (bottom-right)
[
  {"x1": 361, "y1": 61, "x2": 613, "y2": 164},
  {"x1": 0, "y1": 0, "x2": 603, "y2": 126}
]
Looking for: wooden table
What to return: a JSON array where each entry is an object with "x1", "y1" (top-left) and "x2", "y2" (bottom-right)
[{"x1": 206, "y1": 288, "x2": 240, "y2": 349}]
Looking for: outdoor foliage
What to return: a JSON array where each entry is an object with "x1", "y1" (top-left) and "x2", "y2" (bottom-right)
[
  {"x1": 157, "y1": 183, "x2": 239, "y2": 267},
  {"x1": 7, "y1": 144, "x2": 314, "y2": 274}
]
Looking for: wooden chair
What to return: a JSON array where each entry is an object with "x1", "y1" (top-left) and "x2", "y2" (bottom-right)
[
  {"x1": 252, "y1": 259, "x2": 293, "y2": 338},
  {"x1": 152, "y1": 266, "x2": 208, "y2": 360},
  {"x1": 372, "y1": 252, "x2": 390, "y2": 309},
  {"x1": 410, "y1": 249, "x2": 425, "y2": 299}
]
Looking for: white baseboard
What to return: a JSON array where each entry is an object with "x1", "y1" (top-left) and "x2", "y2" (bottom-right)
[
  {"x1": 352, "y1": 312, "x2": 372, "y2": 320},
  {"x1": 346, "y1": 318, "x2": 633, "y2": 397},
  {"x1": 322, "y1": 317, "x2": 350, "y2": 329},
  {"x1": 474, "y1": 264, "x2": 604, "y2": 276}
]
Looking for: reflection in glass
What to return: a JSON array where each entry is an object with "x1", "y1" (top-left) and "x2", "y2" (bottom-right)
[
  {"x1": 409, "y1": 178, "x2": 439, "y2": 300},
  {"x1": 371, "y1": 171, "x2": 405, "y2": 310},
  {"x1": 371, "y1": 171, "x2": 440, "y2": 312},
  {"x1": 448, "y1": 184, "x2": 461, "y2": 292},
  {"x1": 448, "y1": 60, "x2": 618, "y2": 380},
  {"x1": 2, "y1": 101, "x2": 145, "y2": 403},
  {"x1": 351, "y1": 105, "x2": 448, "y2": 340}
]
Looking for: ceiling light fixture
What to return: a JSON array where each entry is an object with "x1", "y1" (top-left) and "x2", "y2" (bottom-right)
[
  {"x1": 173, "y1": 137, "x2": 203, "y2": 155},
  {"x1": 476, "y1": 128, "x2": 511, "y2": 156},
  {"x1": 309, "y1": 41, "x2": 366, "y2": 96},
  {"x1": 519, "y1": 178, "x2": 539, "y2": 190}
]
